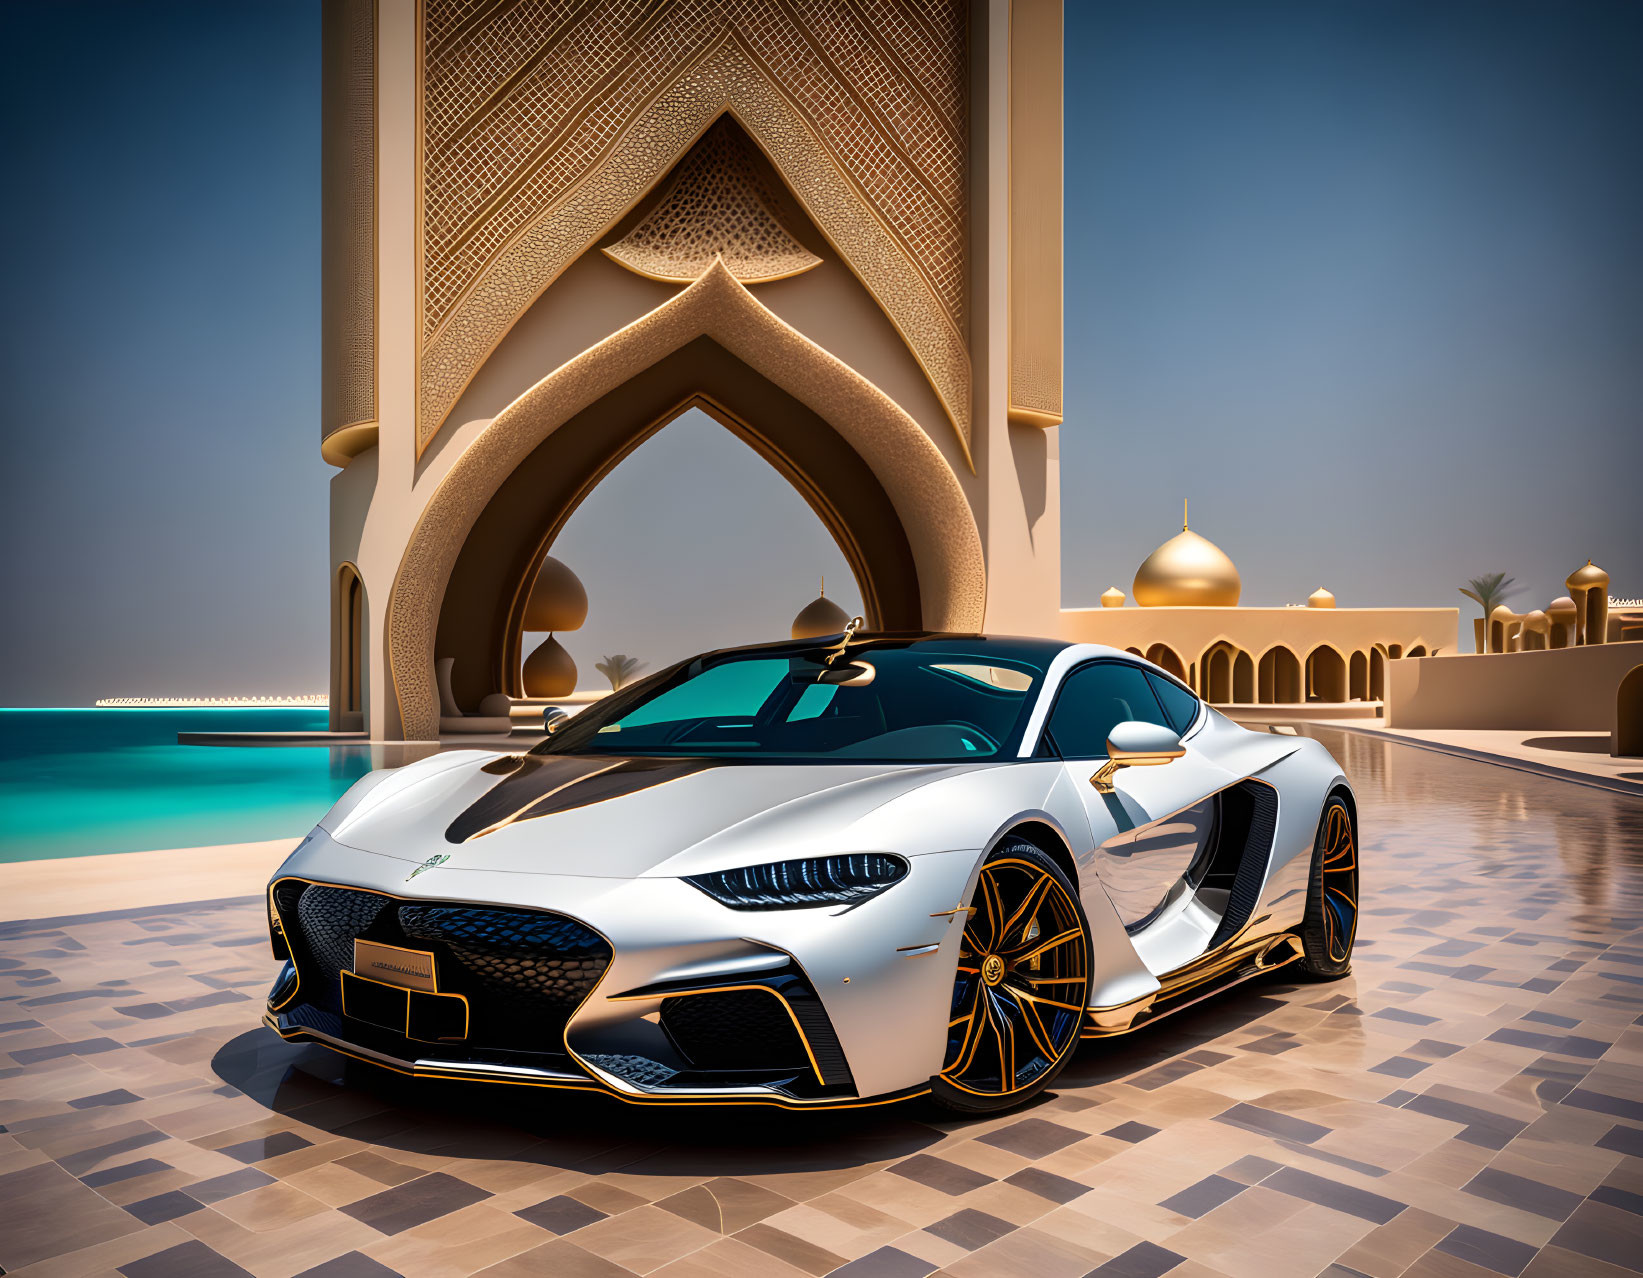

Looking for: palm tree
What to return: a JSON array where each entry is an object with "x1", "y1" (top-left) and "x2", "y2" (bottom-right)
[
  {"x1": 595, "y1": 654, "x2": 646, "y2": 690},
  {"x1": 1458, "y1": 573, "x2": 1518, "y2": 621}
]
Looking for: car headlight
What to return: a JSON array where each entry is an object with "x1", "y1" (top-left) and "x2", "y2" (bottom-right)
[{"x1": 685, "y1": 853, "x2": 910, "y2": 910}]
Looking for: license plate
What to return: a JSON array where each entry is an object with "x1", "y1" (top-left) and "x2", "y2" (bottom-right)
[{"x1": 353, "y1": 939, "x2": 438, "y2": 992}]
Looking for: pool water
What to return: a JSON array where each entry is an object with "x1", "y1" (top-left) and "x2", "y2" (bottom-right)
[{"x1": 0, "y1": 709, "x2": 374, "y2": 862}]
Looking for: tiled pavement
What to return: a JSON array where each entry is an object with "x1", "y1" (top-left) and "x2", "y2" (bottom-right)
[{"x1": 2, "y1": 727, "x2": 1641, "y2": 1277}]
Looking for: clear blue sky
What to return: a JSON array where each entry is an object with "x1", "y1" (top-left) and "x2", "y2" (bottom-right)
[{"x1": 1, "y1": 0, "x2": 1637, "y2": 704}]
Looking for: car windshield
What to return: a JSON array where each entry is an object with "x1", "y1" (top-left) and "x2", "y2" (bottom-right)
[{"x1": 531, "y1": 639, "x2": 1054, "y2": 763}]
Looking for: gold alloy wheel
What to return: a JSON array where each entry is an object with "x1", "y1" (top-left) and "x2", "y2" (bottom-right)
[
  {"x1": 1320, "y1": 803, "x2": 1359, "y2": 965},
  {"x1": 941, "y1": 857, "x2": 1090, "y2": 1098}
]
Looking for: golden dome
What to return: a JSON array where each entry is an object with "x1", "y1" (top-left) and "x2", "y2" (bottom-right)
[
  {"x1": 1521, "y1": 609, "x2": 1549, "y2": 630},
  {"x1": 792, "y1": 582, "x2": 850, "y2": 639},
  {"x1": 1100, "y1": 587, "x2": 1126, "y2": 608},
  {"x1": 1307, "y1": 587, "x2": 1336, "y2": 609},
  {"x1": 1132, "y1": 502, "x2": 1241, "y2": 607},
  {"x1": 522, "y1": 635, "x2": 577, "y2": 697},
  {"x1": 1547, "y1": 595, "x2": 1578, "y2": 617},
  {"x1": 1567, "y1": 560, "x2": 1609, "y2": 590},
  {"x1": 523, "y1": 557, "x2": 588, "y2": 632}
]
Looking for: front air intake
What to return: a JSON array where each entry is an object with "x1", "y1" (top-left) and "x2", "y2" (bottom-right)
[{"x1": 273, "y1": 881, "x2": 610, "y2": 1053}]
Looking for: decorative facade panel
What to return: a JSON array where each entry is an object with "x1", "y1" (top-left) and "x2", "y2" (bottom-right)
[
  {"x1": 604, "y1": 116, "x2": 821, "y2": 283},
  {"x1": 417, "y1": 0, "x2": 969, "y2": 452},
  {"x1": 1008, "y1": 0, "x2": 1063, "y2": 428},
  {"x1": 321, "y1": 0, "x2": 377, "y2": 446}
]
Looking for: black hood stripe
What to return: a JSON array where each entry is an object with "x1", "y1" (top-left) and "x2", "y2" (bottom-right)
[{"x1": 445, "y1": 756, "x2": 722, "y2": 843}]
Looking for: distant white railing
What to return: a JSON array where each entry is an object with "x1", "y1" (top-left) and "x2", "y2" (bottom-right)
[{"x1": 93, "y1": 695, "x2": 329, "y2": 707}]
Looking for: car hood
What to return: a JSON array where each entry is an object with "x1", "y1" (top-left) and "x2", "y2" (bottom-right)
[{"x1": 322, "y1": 750, "x2": 1005, "y2": 878}]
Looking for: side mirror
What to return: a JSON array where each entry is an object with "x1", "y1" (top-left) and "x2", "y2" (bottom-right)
[
  {"x1": 543, "y1": 707, "x2": 570, "y2": 734},
  {"x1": 1090, "y1": 721, "x2": 1185, "y2": 793}
]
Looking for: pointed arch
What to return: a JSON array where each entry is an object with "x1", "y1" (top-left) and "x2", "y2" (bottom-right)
[
  {"x1": 1617, "y1": 666, "x2": 1643, "y2": 757},
  {"x1": 1197, "y1": 639, "x2": 1243, "y2": 704},
  {"x1": 388, "y1": 262, "x2": 984, "y2": 740},
  {"x1": 1233, "y1": 651, "x2": 1255, "y2": 703},
  {"x1": 1370, "y1": 647, "x2": 1386, "y2": 701},
  {"x1": 1144, "y1": 644, "x2": 1187, "y2": 682},
  {"x1": 1259, "y1": 645, "x2": 1302, "y2": 704},
  {"x1": 331, "y1": 563, "x2": 366, "y2": 732},
  {"x1": 1305, "y1": 644, "x2": 1348, "y2": 702}
]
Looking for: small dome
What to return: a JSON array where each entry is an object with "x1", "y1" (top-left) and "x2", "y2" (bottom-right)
[
  {"x1": 1490, "y1": 604, "x2": 1517, "y2": 621},
  {"x1": 1100, "y1": 587, "x2": 1126, "y2": 608},
  {"x1": 792, "y1": 588, "x2": 850, "y2": 639},
  {"x1": 1521, "y1": 609, "x2": 1549, "y2": 630},
  {"x1": 1567, "y1": 560, "x2": 1610, "y2": 590},
  {"x1": 1547, "y1": 595, "x2": 1578, "y2": 617},
  {"x1": 523, "y1": 557, "x2": 588, "y2": 632},
  {"x1": 1133, "y1": 504, "x2": 1240, "y2": 607},
  {"x1": 1307, "y1": 587, "x2": 1336, "y2": 609}
]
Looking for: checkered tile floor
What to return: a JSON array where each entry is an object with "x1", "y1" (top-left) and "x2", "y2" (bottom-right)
[{"x1": 2, "y1": 728, "x2": 1641, "y2": 1277}]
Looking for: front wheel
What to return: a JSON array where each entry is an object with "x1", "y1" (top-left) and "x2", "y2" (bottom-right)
[
  {"x1": 1297, "y1": 794, "x2": 1358, "y2": 979},
  {"x1": 930, "y1": 840, "x2": 1092, "y2": 1114}
]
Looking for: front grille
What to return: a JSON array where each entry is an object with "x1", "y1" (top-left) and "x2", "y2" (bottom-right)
[{"x1": 275, "y1": 881, "x2": 610, "y2": 1053}]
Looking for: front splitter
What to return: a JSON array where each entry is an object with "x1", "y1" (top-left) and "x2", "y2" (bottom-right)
[{"x1": 262, "y1": 1011, "x2": 930, "y2": 1110}]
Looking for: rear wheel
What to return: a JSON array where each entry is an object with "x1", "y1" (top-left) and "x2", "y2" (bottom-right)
[
  {"x1": 1298, "y1": 794, "x2": 1358, "y2": 979},
  {"x1": 930, "y1": 840, "x2": 1092, "y2": 1113}
]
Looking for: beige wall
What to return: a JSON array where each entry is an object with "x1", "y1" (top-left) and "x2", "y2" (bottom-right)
[
  {"x1": 1059, "y1": 606, "x2": 1458, "y2": 670},
  {"x1": 1385, "y1": 641, "x2": 1643, "y2": 731}
]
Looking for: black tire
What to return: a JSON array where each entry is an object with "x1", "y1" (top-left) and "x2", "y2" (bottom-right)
[
  {"x1": 930, "y1": 839, "x2": 1092, "y2": 1114},
  {"x1": 1297, "y1": 794, "x2": 1358, "y2": 979}
]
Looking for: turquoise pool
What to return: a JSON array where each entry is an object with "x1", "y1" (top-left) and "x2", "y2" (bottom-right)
[{"x1": 0, "y1": 709, "x2": 374, "y2": 862}]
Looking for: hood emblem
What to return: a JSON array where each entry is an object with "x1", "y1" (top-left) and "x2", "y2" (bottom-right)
[{"x1": 407, "y1": 853, "x2": 451, "y2": 881}]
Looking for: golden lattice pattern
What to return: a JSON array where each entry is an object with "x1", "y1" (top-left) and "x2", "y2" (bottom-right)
[
  {"x1": 603, "y1": 118, "x2": 820, "y2": 283},
  {"x1": 418, "y1": 0, "x2": 969, "y2": 448}
]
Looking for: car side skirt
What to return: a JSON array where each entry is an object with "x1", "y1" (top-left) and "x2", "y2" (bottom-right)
[{"x1": 1080, "y1": 932, "x2": 1304, "y2": 1039}]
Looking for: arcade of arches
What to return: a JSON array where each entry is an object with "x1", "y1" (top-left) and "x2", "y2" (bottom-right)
[{"x1": 1067, "y1": 513, "x2": 1454, "y2": 709}]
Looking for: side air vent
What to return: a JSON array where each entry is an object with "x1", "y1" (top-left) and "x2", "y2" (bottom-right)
[{"x1": 1207, "y1": 782, "x2": 1279, "y2": 948}]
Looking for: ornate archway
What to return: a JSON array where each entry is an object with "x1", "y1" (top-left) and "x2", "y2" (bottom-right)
[
  {"x1": 330, "y1": 563, "x2": 365, "y2": 732},
  {"x1": 388, "y1": 263, "x2": 984, "y2": 740}
]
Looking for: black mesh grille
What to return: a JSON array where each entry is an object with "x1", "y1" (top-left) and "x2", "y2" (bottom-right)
[
  {"x1": 398, "y1": 906, "x2": 610, "y2": 1045},
  {"x1": 296, "y1": 887, "x2": 392, "y2": 1009},
  {"x1": 278, "y1": 882, "x2": 610, "y2": 1052},
  {"x1": 661, "y1": 990, "x2": 810, "y2": 1072}
]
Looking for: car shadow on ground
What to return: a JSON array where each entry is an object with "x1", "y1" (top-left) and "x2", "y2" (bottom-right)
[{"x1": 210, "y1": 977, "x2": 1308, "y2": 1175}]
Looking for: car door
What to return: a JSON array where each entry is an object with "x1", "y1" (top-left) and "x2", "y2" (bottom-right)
[{"x1": 1041, "y1": 661, "x2": 1234, "y2": 930}]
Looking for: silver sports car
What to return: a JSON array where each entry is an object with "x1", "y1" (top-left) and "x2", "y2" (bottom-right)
[{"x1": 264, "y1": 632, "x2": 1358, "y2": 1113}]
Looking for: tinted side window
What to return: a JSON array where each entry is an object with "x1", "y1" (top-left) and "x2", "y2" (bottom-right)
[
  {"x1": 1044, "y1": 663, "x2": 1170, "y2": 758},
  {"x1": 1146, "y1": 672, "x2": 1201, "y2": 734}
]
